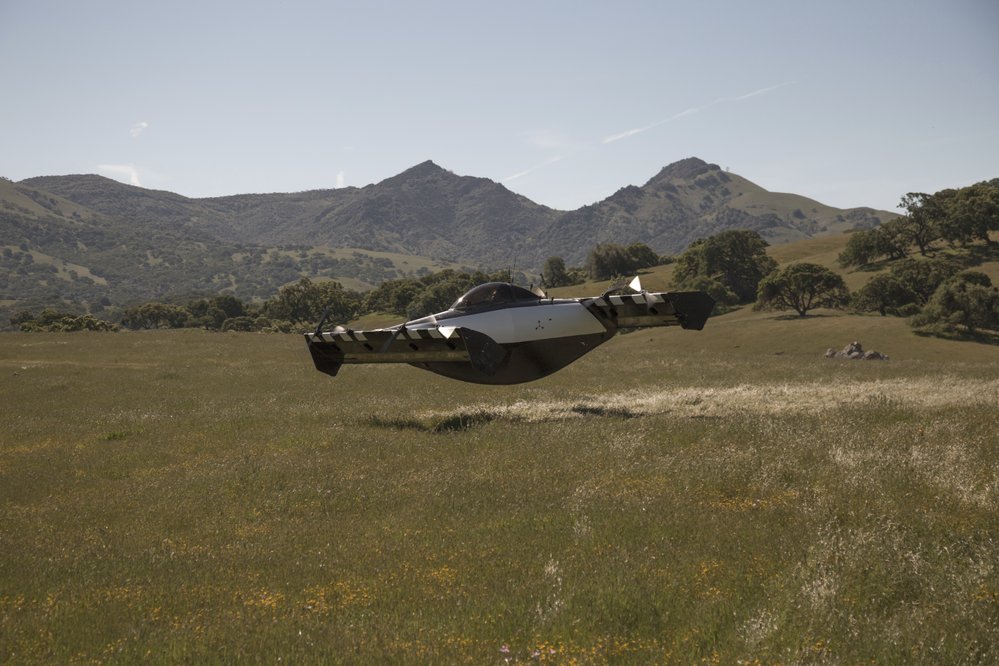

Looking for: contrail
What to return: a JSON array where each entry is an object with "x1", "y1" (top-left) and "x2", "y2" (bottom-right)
[
  {"x1": 502, "y1": 155, "x2": 564, "y2": 183},
  {"x1": 504, "y1": 81, "x2": 796, "y2": 184},
  {"x1": 712, "y1": 80, "x2": 796, "y2": 104},
  {"x1": 602, "y1": 81, "x2": 796, "y2": 144},
  {"x1": 602, "y1": 108, "x2": 698, "y2": 144}
]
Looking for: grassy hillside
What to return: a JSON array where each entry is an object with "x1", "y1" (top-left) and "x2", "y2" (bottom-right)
[
  {"x1": 0, "y1": 178, "x2": 96, "y2": 221},
  {"x1": 723, "y1": 173, "x2": 879, "y2": 241},
  {"x1": 2, "y1": 305, "x2": 996, "y2": 663}
]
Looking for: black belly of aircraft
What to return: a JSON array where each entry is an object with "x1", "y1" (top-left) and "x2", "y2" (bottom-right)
[{"x1": 413, "y1": 331, "x2": 611, "y2": 385}]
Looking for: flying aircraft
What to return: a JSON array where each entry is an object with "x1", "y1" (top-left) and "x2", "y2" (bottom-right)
[{"x1": 305, "y1": 277, "x2": 714, "y2": 385}]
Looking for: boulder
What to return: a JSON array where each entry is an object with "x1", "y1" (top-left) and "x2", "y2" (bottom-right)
[{"x1": 825, "y1": 341, "x2": 888, "y2": 360}]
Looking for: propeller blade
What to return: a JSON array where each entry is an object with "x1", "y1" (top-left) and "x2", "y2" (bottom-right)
[
  {"x1": 379, "y1": 323, "x2": 407, "y2": 353},
  {"x1": 313, "y1": 306, "x2": 332, "y2": 336}
]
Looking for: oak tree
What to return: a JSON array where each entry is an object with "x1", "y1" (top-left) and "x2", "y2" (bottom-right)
[{"x1": 755, "y1": 263, "x2": 849, "y2": 317}]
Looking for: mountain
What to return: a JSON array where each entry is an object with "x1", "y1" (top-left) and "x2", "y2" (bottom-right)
[
  {"x1": 214, "y1": 160, "x2": 558, "y2": 264},
  {"x1": 2, "y1": 158, "x2": 894, "y2": 317},
  {"x1": 21, "y1": 162, "x2": 558, "y2": 265},
  {"x1": 538, "y1": 158, "x2": 887, "y2": 263}
]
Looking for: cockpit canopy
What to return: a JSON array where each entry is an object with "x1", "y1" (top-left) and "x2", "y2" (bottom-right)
[{"x1": 450, "y1": 282, "x2": 540, "y2": 311}]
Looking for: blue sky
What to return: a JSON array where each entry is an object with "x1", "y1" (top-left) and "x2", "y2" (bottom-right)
[{"x1": 1, "y1": 0, "x2": 997, "y2": 212}]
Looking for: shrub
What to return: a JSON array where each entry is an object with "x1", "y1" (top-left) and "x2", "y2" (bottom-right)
[
  {"x1": 851, "y1": 275, "x2": 918, "y2": 316},
  {"x1": 674, "y1": 230, "x2": 777, "y2": 303},
  {"x1": 911, "y1": 272, "x2": 999, "y2": 334}
]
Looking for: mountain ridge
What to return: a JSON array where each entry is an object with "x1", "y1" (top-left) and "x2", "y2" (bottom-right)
[
  {"x1": 18, "y1": 158, "x2": 892, "y2": 264},
  {"x1": 3, "y1": 158, "x2": 894, "y2": 316}
]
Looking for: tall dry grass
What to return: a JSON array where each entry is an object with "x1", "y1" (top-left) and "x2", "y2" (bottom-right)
[{"x1": 1, "y1": 329, "x2": 996, "y2": 663}]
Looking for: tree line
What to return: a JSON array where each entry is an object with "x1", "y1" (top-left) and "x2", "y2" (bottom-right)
[
  {"x1": 663, "y1": 180, "x2": 999, "y2": 335},
  {"x1": 837, "y1": 179, "x2": 999, "y2": 267},
  {"x1": 9, "y1": 242, "x2": 665, "y2": 332}
]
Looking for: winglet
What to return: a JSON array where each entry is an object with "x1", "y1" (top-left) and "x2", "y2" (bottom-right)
[
  {"x1": 665, "y1": 291, "x2": 716, "y2": 330},
  {"x1": 628, "y1": 275, "x2": 643, "y2": 293},
  {"x1": 306, "y1": 335, "x2": 344, "y2": 377}
]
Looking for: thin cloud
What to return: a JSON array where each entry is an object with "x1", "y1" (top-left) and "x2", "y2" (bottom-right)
[
  {"x1": 502, "y1": 155, "x2": 564, "y2": 183},
  {"x1": 130, "y1": 121, "x2": 149, "y2": 138},
  {"x1": 601, "y1": 81, "x2": 796, "y2": 144},
  {"x1": 97, "y1": 164, "x2": 142, "y2": 187},
  {"x1": 711, "y1": 80, "x2": 796, "y2": 104},
  {"x1": 602, "y1": 108, "x2": 698, "y2": 144}
]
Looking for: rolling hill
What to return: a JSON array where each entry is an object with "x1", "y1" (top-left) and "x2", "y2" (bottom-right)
[{"x1": 2, "y1": 158, "x2": 895, "y2": 319}]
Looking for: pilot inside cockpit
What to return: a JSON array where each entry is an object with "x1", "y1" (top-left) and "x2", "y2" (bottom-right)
[{"x1": 450, "y1": 282, "x2": 538, "y2": 311}]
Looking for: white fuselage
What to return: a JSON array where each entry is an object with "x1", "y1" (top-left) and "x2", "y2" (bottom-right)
[{"x1": 412, "y1": 301, "x2": 606, "y2": 345}]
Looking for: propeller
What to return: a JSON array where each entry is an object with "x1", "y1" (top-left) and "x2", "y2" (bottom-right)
[
  {"x1": 379, "y1": 323, "x2": 408, "y2": 353},
  {"x1": 313, "y1": 306, "x2": 332, "y2": 337}
]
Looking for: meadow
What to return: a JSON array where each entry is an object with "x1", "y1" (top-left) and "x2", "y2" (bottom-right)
[{"x1": 1, "y1": 307, "x2": 997, "y2": 664}]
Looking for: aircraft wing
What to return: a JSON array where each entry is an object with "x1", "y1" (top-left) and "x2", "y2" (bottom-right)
[
  {"x1": 305, "y1": 325, "x2": 508, "y2": 378},
  {"x1": 585, "y1": 290, "x2": 715, "y2": 330}
]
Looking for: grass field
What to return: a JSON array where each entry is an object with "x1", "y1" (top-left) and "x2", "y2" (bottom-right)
[{"x1": 2, "y1": 309, "x2": 998, "y2": 663}]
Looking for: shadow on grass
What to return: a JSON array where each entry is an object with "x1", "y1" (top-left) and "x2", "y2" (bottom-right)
[
  {"x1": 364, "y1": 411, "x2": 495, "y2": 433},
  {"x1": 965, "y1": 242, "x2": 999, "y2": 266},
  {"x1": 849, "y1": 241, "x2": 998, "y2": 274},
  {"x1": 853, "y1": 258, "x2": 896, "y2": 273},
  {"x1": 769, "y1": 312, "x2": 842, "y2": 321},
  {"x1": 431, "y1": 412, "x2": 494, "y2": 433},
  {"x1": 366, "y1": 402, "x2": 639, "y2": 434},
  {"x1": 363, "y1": 415, "x2": 430, "y2": 432},
  {"x1": 912, "y1": 327, "x2": 999, "y2": 346},
  {"x1": 570, "y1": 405, "x2": 636, "y2": 418}
]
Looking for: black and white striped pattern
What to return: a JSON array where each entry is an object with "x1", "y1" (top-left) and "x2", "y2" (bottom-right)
[
  {"x1": 311, "y1": 330, "x2": 366, "y2": 343},
  {"x1": 309, "y1": 326, "x2": 454, "y2": 344},
  {"x1": 589, "y1": 292, "x2": 667, "y2": 308}
]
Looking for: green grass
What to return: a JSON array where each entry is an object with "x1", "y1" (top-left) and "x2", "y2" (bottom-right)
[{"x1": 1, "y1": 321, "x2": 997, "y2": 663}]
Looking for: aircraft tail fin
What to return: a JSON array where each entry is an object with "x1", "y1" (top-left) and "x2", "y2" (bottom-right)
[
  {"x1": 662, "y1": 291, "x2": 715, "y2": 330},
  {"x1": 306, "y1": 336, "x2": 344, "y2": 377}
]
